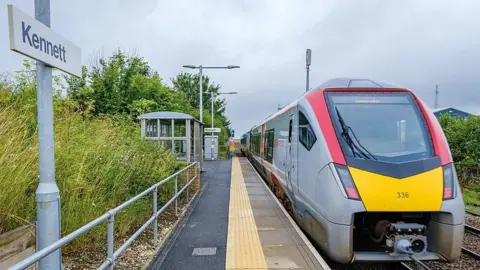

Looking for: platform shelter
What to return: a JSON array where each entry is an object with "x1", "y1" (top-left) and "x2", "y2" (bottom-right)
[{"x1": 139, "y1": 112, "x2": 204, "y2": 168}]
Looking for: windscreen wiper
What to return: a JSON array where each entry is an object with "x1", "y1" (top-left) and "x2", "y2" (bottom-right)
[{"x1": 335, "y1": 107, "x2": 377, "y2": 160}]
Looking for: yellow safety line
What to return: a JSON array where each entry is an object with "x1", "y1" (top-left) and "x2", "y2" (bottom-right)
[{"x1": 226, "y1": 157, "x2": 268, "y2": 269}]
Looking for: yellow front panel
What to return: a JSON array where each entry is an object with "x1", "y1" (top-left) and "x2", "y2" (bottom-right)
[{"x1": 349, "y1": 167, "x2": 443, "y2": 212}]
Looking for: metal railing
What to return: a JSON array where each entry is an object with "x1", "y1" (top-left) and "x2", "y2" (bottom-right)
[{"x1": 10, "y1": 162, "x2": 199, "y2": 270}]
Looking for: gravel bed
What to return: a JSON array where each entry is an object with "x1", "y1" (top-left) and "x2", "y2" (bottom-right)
[
  {"x1": 405, "y1": 254, "x2": 480, "y2": 270},
  {"x1": 465, "y1": 212, "x2": 480, "y2": 228},
  {"x1": 463, "y1": 231, "x2": 480, "y2": 255},
  {"x1": 328, "y1": 262, "x2": 403, "y2": 270}
]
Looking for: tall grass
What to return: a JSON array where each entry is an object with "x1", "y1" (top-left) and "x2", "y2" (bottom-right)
[{"x1": 0, "y1": 100, "x2": 180, "y2": 248}]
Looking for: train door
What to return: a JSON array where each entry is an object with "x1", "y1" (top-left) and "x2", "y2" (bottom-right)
[{"x1": 285, "y1": 111, "x2": 298, "y2": 204}]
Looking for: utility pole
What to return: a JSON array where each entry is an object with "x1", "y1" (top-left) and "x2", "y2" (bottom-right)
[
  {"x1": 211, "y1": 90, "x2": 214, "y2": 160},
  {"x1": 182, "y1": 65, "x2": 239, "y2": 166},
  {"x1": 199, "y1": 66, "x2": 203, "y2": 122},
  {"x1": 306, "y1": 49, "x2": 312, "y2": 92},
  {"x1": 434, "y1": 85, "x2": 439, "y2": 109},
  {"x1": 210, "y1": 91, "x2": 237, "y2": 160}
]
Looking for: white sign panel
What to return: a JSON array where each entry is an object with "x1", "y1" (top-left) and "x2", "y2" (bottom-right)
[
  {"x1": 7, "y1": 5, "x2": 82, "y2": 77},
  {"x1": 204, "y1": 128, "x2": 221, "y2": 133}
]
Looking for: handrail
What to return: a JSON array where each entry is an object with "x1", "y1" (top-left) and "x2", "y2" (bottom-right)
[{"x1": 10, "y1": 161, "x2": 199, "y2": 270}]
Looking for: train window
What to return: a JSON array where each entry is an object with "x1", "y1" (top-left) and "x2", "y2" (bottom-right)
[
  {"x1": 299, "y1": 111, "x2": 317, "y2": 151},
  {"x1": 288, "y1": 120, "x2": 293, "y2": 143},
  {"x1": 252, "y1": 132, "x2": 261, "y2": 155},
  {"x1": 265, "y1": 129, "x2": 274, "y2": 162},
  {"x1": 264, "y1": 132, "x2": 268, "y2": 159}
]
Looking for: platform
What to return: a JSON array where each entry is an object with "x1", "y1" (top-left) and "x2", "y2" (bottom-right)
[{"x1": 148, "y1": 157, "x2": 329, "y2": 270}]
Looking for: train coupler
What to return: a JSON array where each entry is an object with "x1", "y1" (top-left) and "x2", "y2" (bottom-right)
[{"x1": 385, "y1": 223, "x2": 427, "y2": 256}]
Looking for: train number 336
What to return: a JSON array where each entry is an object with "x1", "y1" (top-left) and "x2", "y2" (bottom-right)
[{"x1": 397, "y1": 192, "x2": 410, "y2": 198}]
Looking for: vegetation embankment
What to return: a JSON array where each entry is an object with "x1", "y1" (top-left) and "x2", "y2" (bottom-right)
[
  {"x1": 0, "y1": 50, "x2": 233, "y2": 250},
  {"x1": 438, "y1": 114, "x2": 480, "y2": 211}
]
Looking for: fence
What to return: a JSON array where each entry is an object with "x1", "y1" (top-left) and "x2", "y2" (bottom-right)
[
  {"x1": 10, "y1": 161, "x2": 200, "y2": 270},
  {"x1": 456, "y1": 164, "x2": 480, "y2": 187}
]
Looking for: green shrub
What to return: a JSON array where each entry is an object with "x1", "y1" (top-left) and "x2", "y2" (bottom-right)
[{"x1": 0, "y1": 103, "x2": 180, "y2": 247}]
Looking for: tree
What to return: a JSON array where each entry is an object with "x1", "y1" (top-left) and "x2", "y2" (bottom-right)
[
  {"x1": 171, "y1": 72, "x2": 232, "y2": 152},
  {"x1": 438, "y1": 114, "x2": 480, "y2": 164},
  {"x1": 63, "y1": 50, "x2": 195, "y2": 120},
  {"x1": 171, "y1": 72, "x2": 230, "y2": 127}
]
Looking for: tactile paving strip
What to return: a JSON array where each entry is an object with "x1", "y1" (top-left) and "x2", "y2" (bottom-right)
[{"x1": 226, "y1": 157, "x2": 268, "y2": 269}]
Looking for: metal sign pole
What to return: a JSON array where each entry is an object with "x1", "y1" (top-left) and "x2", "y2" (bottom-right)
[
  {"x1": 34, "y1": 0, "x2": 62, "y2": 269},
  {"x1": 211, "y1": 91, "x2": 214, "y2": 160},
  {"x1": 199, "y1": 66, "x2": 204, "y2": 170}
]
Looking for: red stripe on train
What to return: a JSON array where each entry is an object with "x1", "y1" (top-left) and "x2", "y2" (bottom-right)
[
  {"x1": 410, "y1": 92, "x2": 452, "y2": 165},
  {"x1": 305, "y1": 89, "x2": 346, "y2": 165}
]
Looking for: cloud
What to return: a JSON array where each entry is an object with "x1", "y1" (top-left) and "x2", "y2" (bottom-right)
[{"x1": 1, "y1": 0, "x2": 479, "y2": 136}]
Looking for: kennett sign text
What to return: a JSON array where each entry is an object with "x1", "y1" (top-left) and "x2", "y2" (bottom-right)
[{"x1": 7, "y1": 5, "x2": 81, "y2": 77}]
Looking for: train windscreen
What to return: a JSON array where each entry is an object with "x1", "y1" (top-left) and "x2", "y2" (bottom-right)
[{"x1": 326, "y1": 92, "x2": 434, "y2": 163}]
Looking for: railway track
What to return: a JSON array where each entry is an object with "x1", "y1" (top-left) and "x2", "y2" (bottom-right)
[
  {"x1": 462, "y1": 219, "x2": 480, "y2": 261},
  {"x1": 400, "y1": 258, "x2": 433, "y2": 270},
  {"x1": 465, "y1": 209, "x2": 479, "y2": 217}
]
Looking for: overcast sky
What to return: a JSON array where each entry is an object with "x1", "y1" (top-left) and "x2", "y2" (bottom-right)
[{"x1": 2, "y1": 0, "x2": 480, "y2": 136}]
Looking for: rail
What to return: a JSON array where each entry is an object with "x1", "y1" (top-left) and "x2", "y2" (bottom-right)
[{"x1": 10, "y1": 161, "x2": 199, "y2": 270}]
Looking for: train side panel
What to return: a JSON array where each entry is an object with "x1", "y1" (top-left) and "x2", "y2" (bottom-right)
[{"x1": 295, "y1": 98, "x2": 366, "y2": 263}]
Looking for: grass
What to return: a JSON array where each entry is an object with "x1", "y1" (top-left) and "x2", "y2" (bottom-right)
[
  {"x1": 463, "y1": 189, "x2": 480, "y2": 212},
  {"x1": 461, "y1": 178, "x2": 480, "y2": 212},
  {"x1": 0, "y1": 102, "x2": 188, "y2": 250}
]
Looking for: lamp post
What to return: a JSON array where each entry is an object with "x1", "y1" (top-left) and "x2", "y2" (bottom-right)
[
  {"x1": 182, "y1": 65, "x2": 240, "y2": 165},
  {"x1": 210, "y1": 91, "x2": 238, "y2": 160},
  {"x1": 306, "y1": 49, "x2": 312, "y2": 92},
  {"x1": 182, "y1": 65, "x2": 240, "y2": 123}
]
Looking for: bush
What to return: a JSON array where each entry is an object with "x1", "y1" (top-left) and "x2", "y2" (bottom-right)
[
  {"x1": 0, "y1": 102, "x2": 179, "y2": 247},
  {"x1": 438, "y1": 114, "x2": 480, "y2": 164}
]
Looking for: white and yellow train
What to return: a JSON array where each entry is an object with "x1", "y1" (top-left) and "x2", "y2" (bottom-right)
[{"x1": 240, "y1": 78, "x2": 465, "y2": 264}]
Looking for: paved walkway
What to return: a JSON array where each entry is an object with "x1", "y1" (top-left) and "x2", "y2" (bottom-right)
[{"x1": 149, "y1": 157, "x2": 329, "y2": 269}]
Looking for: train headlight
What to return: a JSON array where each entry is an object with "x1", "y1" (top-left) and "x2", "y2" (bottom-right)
[
  {"x1": 442, "y1": 163, "x2": 455, "y2": 200},
  {"x1": 334, "y1": 164, "x2": 361, "y2": 200}
]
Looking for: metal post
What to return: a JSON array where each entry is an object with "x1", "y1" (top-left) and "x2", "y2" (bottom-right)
[
  {"x1": 34, "y1": 1, "x2": 62, "y2": 269},
  {"x1": 199, "y1": 66, "x2": 203, "y2": 122},
  {"x1": 186, "y1": 168, "x2": 190, "y2": 201},
  {"x1": 107, "y1": 214, "x2": 114, "y2": 270},
  {"x1": 306, "y1": 48, "x2": 312, "y2": 92},
  {"x1": 199, "y1": 66, "x2": 204, "y2": 171},
  {"x1": 175, "y1": 175, "x2": 178, "y2": 216},
  {"x1": 211, "y1": 91, "x2": 214, "y2": 160},
  {"x1": 153, "y1": 186, "x2": 158, "y2": 246},
  {"x1": 306, "y1": 66, "x2": 310, "y2": 92}
]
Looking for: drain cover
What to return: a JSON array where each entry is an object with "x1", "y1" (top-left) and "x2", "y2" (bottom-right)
[{"x1": 192, "y1": 247, "x2": 217, "y2": 256}]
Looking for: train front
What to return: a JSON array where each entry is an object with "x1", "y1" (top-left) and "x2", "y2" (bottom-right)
[{"x1": 322, "y1": 89, "x2": 465, "y2": 263}]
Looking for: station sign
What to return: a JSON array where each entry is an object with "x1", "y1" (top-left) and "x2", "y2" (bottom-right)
[
  {"x1": 204, "y1": 127, "x2": 221, "y2": 133},
  {"x1": 7, "y1": 5, "x2": 82, "y2": 77}
]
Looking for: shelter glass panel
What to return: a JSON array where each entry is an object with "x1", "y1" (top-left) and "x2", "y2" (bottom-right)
[
  {"x1": 174, "y1": 139, "x2": 187, "y2": 157},
  {"x1": 145, "y1": 119, "x2": 158, "y2": 137},
  {"x1": 174, "y1": 119, "x2": 187, "y2": 137},
  {"x1": 160, "y1": 120, "x2": 172, "y2": 137},
  {"x1": 160, "y1": 140, "x2": 172, "y2": 151}
]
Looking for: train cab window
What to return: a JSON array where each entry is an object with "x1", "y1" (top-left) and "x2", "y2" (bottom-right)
[
  {"x1": 326, "y1": 92, "x2": 434, "y2": 163},
  {"x1": 299, "y1": 112, "x2": 317, "y2": 151}
]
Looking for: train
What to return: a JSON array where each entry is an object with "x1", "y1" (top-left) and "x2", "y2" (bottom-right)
[{"x1": 240, "y1": 78, "x2": 465, "y2": 264}]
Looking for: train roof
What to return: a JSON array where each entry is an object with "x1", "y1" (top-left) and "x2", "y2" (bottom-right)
[{"x1": 315, "y1": 78, "x2": 403, "y2": 89}]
